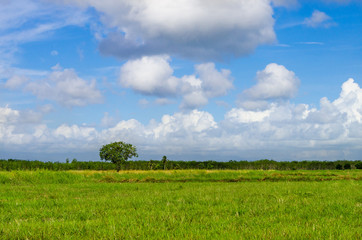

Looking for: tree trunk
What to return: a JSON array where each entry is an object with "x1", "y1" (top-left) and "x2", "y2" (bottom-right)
[{"x1": 116, "y1": 162, "x2": 121, "y2": 172}]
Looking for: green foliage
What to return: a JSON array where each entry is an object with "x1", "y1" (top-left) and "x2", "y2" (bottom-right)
[
  {"x1": 344, "y1": 163, "x2": 351, "y2": 170},
  {"x1": 99, "y1": 141, "x2": 138, "y2": 172},
  {"x1": 162, "y1": 156, "x2": 168, "y2": 170},
  {"x1": 356, "y1": 162, "x2": 362, "y2": 169},
  {"x1": 1, "y1": 159, "x2": 362, "y2": 171},
  {"x1": 336, "y1": 164, "x2": 343, "y2": 170}
]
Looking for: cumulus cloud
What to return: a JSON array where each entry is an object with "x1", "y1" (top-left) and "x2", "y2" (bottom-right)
[
  {"x1": 333, "y1": 78, "x2": 362, "y2": 123},
  {"x1": 60, "y1": 0, "x2": 276, "y2": 60},
  {"x1": 238, "y1": 63, "x2": 299, "y2": 110},
  {"x1": 195, "y1": 63, "x2": 233, "y2": 98},
  {"x1": 0, "y1": 106, "x2": 44, "y2": 147},
  {"x1": 119, "y1": 55, "x2": 233, "y2": 109},
  {"x1": 303, "y1": 10, "x2": 335, "y2": 28},
  {"x1": 224, "y1": 78, "x2": 362, "y2": 154},
  {"x1": 54, "y1": 124, "x2": 98, "y2": 140},
  {"x1": 2, "y1": 78, "x2": 362, "y2": 160},
  {"x1": 0, "y1": 105, "x2": 98, "y2": 153},
  {"x1": 225, "y1": 107, "x2": 273, "y2": 123},
  {"x1": 0, "y1": 106, "x2": 20, "y2": 124},
  {"x1": 120, "y1": 55, "x2": 178, "y2": 96},
  {"x1": 25, "y1": 67, "x2": 103, "y2": 107}
]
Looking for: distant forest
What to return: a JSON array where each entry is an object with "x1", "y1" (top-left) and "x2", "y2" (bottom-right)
[{"x1": 0, "y1": 159, "x2": 361, "y2": 171}]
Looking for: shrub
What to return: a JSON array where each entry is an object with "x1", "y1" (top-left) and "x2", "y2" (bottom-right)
[
  {"x1": 355, "y1": 162, "x2": 362, "y2": 169},
  {"x1": 344, "y1": 163, "x2": 351, "y2": 170},
  {"x1": 336, "y1": 164, "x2": 343, "y2": 170}
]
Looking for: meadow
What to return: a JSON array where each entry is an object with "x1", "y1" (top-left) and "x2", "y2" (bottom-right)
[{"x1": 0, "y1": 170, "x2": 361, "y2": 239}]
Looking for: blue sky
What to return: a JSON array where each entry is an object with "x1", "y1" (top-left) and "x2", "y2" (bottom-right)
[{"x1": 1, "y1": 0, "x2": 362, "y2": 162}]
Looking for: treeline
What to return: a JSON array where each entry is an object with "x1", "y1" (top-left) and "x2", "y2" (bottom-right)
[{"x1": 0, "y1": 159, "x2": 361, "y2": 171}]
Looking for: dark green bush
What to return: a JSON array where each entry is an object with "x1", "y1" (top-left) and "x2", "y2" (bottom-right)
[
  {"x1": 344, "y1": 163, "x2": 351, "y2": 170},
  {"x1": 336, "y1": 164, "x2": 343, "y2": 170},
  {"x1": 355, "y1": 162, "x2": 362, "y2": 169}
]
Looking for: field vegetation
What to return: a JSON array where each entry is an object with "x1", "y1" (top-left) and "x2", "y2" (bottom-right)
[
  {"x1": 1, "y1": 158, "x2": 361, "y2": 171},
  {"x1": 0, "y1": 169, "x2": 361, "y2": 239}
]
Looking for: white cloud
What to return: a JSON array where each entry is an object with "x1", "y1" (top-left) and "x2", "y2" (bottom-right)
[
  {"x1": 3, "y1": 74, "x2": 362, "y2": 161},
  {"x1": 238, "y1": 63, "x2": 299, "y2": 110},
  {"x1": 0, "y1": 0, "x2": 37, "y2": 32},
  {"x1": 225, "y1": 107, "x2": 272, "y2": 123},
  {"x1": 120, "y1": 55, "x2": 178, "y2": 96},
  {"x1": 152, "y1": 110, "x2": 217, "y2": 139},
  {"x1": 195, "y1": 63, "x2": 233, "y2": 98},
  {"x1": 38, "y1": 104, "x2": 54, "y2": 113},
  {"x1": 60, "y1": 0, "x2": 275, "y2": 60},
  {"x1": 98, "y1": 79, "x2": 362, "y2": 159},
  {"x1": 26, "y1": 67, "x2": 103, "y2": 107},
  {"x1": 0, "y1": 106, "x2": 44, "y2": 146},
  {"x1": 303, "y1": 10, "x2": 335, "y2": 28},
  {"x1": 0, "y1": 106, "x2": 20, "y2": 124},
  {"x1": 4, "y1": 75, "x2": 28, "y2": 89},
  {"x1": 0, "y1": 105, "x2": 99, "y2": 152},
  {"x1": 333, "y1": 78, "x2": 362, "y2": 123},
  {"x1": 100, "y1": 119, "x2": 148, "y2": 146},
  {"x1": 101, "y1": 112, "x2": 116, "y2": 128},
  {"x1": 0, "y1": 0, "x2": 89, "y2": 64},
  {"x1": 0, "y1": 65, "x2": 48, "y2": 81},
  {"x1": 54, "y1": 124, "x2": 97, "y2": 140},
  {"x1": 181, "y1": 91, "x2": 209, "y2": 110},
  {"x1": 119, "y1": 55, "x2": 233, "y2": 109}
]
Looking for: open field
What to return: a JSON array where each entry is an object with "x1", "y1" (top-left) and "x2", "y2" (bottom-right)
[{"x1": 0, "y1": 170, "x2": 361, "y2": 239}]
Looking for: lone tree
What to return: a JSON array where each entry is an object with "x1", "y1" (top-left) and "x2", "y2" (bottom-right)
[
  {"x1": 162, "y1": 155, "x2": 168, "y2": 170},
  {"x1": 99, "y1": 141, "x2": 138, "y2": 172}
]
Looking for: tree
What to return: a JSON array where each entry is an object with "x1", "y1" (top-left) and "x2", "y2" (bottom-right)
[
  {"x1": 344, "y1": 163, "x2": 351, "y2": 170},
  {"x1": 336, "y1": 163, "x2": 343, "y2": 170},
  {"x1": 356, "y1": 162, "x2": 362, "y2": 169},
  {"x1": 99, "y1": 141, "x2": 138, "y2": 172},
  {"x1": 162, "y1": 155, "x2": 168, "y2": 170}
]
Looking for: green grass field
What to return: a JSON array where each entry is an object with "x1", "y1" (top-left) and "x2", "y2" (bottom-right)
[{"x1": 0, "y1": 170, "x2": 361, "y2": 239}]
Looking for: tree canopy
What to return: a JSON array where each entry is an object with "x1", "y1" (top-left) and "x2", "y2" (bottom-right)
[{"x1": 99, "y1": 141, "x2": 138, "y2": 172}]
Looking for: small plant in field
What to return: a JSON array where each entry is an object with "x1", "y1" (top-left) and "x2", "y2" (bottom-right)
[{"x1": 99, "y1": 141, "x2": 138, "y2": 172}]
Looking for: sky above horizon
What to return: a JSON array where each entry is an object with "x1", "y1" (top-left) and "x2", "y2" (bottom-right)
[{"x1": 1, "y1": 0, "x2": 362, "y2": 162}]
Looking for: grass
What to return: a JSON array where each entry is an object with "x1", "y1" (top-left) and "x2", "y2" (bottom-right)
[
  {"x1": 0, "y1": 169, "x2": 360, "y2": 184},
  {"x1": 0, "y1": 170, "x2": 361, "y2": 239}
]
